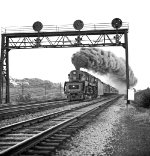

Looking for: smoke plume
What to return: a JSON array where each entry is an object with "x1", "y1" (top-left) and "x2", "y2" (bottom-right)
[{"x1": 71, "y1": 47, "x2": 137, "y2": 92}]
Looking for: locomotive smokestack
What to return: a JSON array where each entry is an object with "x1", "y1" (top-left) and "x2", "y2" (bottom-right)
[{"x1": 72, "y1": 47, "x2": 137, "y2": 88}]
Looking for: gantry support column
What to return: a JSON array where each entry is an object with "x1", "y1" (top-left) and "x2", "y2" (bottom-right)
[
  {"x1": 0, "y1": 35, "x2": 5, "y2": 104},
  {"x1": 5, "y1": 46, "x2": 10, "y2": 103},
  {"x1": 124, "y1": 30, "x2": 130, "y2": 104},
  {"x1": 0, "y1": 35, "x2": 10, "y2": 104},
  {"x1": 0, "y1": 59, "x2": 2, "y2": 104}
]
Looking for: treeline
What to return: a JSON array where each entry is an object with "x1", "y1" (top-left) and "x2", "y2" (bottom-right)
[
  {"x1": 10, "y1": 78, "x2": 61, "y2": 89},
  {"x1": 133, "y1": 88, "x2": 150, "y2": 108}
]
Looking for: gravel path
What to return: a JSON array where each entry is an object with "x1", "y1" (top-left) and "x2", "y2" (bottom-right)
[{"x1": 55, "y1": 97, "x2": 150, "y2": 156}]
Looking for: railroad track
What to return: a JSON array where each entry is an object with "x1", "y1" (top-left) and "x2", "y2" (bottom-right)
[
  {"x1": 0, "y1": 95, "x2": 121, "y2": 156},
  {"x1": 0, "y1": 99, "x2": 77, "y2": 120}
]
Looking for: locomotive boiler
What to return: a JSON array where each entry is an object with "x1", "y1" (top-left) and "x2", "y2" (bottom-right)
[{"x1": 64, "y1": 70, "x2": 118, "y2": 101}]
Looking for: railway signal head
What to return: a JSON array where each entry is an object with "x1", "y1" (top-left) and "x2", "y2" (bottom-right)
[
  {"x1": 111, "y1": 18, "x2": 122, "y2": 29},
  {"x1": 33, "y1": 21, "x2": 43, "y2": 32},
  {"x1": 73, "y1": 20, "x2": 84, "y2": 30}
]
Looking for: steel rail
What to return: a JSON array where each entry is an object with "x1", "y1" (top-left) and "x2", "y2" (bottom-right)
[
  {"x1": 0, "y1": 99, "x2": 71, "y2": 120},
  {"x1": 0, "y1": 96, "x2": 110, "y2": 134},
  {"x1": 0, "y1": 95, "x2": 121, "y2": 155},
  {"x1": 0, "y1": 98, "x2": 66, "y2": 108}
]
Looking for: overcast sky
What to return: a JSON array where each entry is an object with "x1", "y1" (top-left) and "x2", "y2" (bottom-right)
[{"x1": 0, "y1": 0, "x2": 150, "y2": 90}]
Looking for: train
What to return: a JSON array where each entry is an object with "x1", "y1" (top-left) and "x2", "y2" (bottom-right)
[{"x1": 64, "y1": 70, "x2": 119, "y2": 101}]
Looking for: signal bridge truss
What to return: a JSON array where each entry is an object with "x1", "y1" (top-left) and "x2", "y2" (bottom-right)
[{"x1": 0, "y1": 20, "x2": 129, "y2": 103}]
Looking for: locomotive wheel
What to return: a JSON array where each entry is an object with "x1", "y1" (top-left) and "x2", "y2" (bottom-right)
[
  {"x1": 93, "y1": 86, "x2": 98, "y2": 98},
  {"x1": 82, "y1": 94, "x2": 85, "y2": 100},
  {"x1": 67, "y1": 95, "x2": 71, "y2": 102},
  {"x1": 86, "y1": 86, "x2": 93, "y2": 95}
]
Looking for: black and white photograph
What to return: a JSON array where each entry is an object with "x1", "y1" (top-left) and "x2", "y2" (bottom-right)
[{"x1": 0, "y1": 0, "x2": 150, "y2": 155}]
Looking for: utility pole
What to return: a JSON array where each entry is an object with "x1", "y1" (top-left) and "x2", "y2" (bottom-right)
[
  {"x1": 60, "y1": 83, "x2": 62, "y2": 96},
  {"x1": 21, "y1": 82, "x2": 24, "y2": 96},
  {"x1": 44, "y1": 84, "x2": 47, "y2": 100},
  {"x1": 125, "y1": 30, "x2": 130, "y2": 105}
]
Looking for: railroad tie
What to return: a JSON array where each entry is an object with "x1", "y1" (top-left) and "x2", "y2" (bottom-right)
[
  {"x1": 54, "y1": 134, "x2": 70, "y2": 137},
  {"x1": 34, "y1": 145, "x2": 56, "y2": 150},
  {"x1": 25, "y1": 149, "x2": 52, "y2": 155},
  {"x1": 39, "y1": 141, "x2": 60, "y2": 146},
  {"x1": 45, "y1": 138, "x2": 65, "y2": 142},
  {"x1": 50, "y1": 136, "x2": 67, "y2": 140}
]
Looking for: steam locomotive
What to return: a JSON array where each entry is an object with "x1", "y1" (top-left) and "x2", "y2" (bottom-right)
[{"x1": 64, "y1": 70, "x2": 118, "y2": 101}]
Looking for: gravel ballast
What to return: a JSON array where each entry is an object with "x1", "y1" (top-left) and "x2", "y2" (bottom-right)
[{"x1": 55, "y1": 97, "x2": 150, "y2": 156}]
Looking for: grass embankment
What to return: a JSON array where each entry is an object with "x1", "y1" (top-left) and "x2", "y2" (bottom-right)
[
  {"x1": 7, "y1": 78, "x2": 66, "y2": 104},
  {"x1": 132, "y1": 88, "x2": 150, "y2": 108}
]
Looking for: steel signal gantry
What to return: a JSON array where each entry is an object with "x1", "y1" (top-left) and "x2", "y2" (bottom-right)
[{"x1": 0, "y1": 19, "x2": 129, "y2": 104}]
